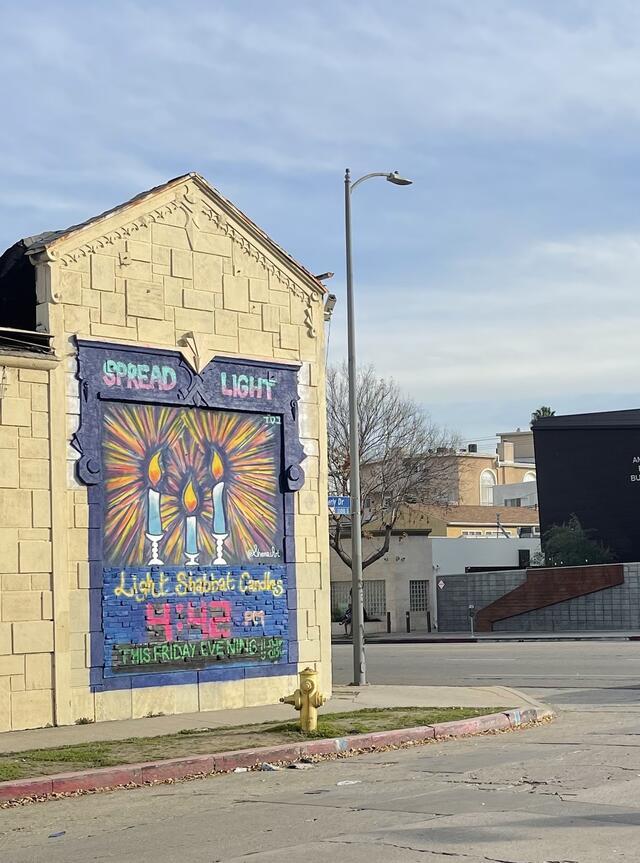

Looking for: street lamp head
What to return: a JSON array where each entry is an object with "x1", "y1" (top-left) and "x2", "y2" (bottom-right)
[{"x1": 386, "y1": 171, "x2": 413, "y2": 186}]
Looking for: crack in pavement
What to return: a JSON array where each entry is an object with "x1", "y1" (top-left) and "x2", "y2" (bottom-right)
[{"x1": 326, "y1": 837, "x2": 536, "y2": 862}]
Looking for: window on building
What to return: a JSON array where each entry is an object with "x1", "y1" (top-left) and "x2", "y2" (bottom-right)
[
  {"x1": 479, "y1": 469, "x2": 496, "y2": 505},
  {"x1": 364, "y1": 580, "x2": 386, "y2": 616},
  {"x1": 519, "y1": 526, "x2": 533, "y2": 537},
  {"x1": 409, "y1": 580, "x2": 429, "y2": 612},
  {"x1": 504, "y1": 498, "x2": 522, "y2": 507},
  {"x1": 523, "y1": 471, "x2": 537, "y2": 483},
  {"x1": 461, "y1": 530, "x2": 483, "y2": 538},
  {"x1": 330, "y1": 582, "x2": 351, "y2": 617},
  {"x1": 331, "y1": 581, "x2": 387, "y2": 617}
]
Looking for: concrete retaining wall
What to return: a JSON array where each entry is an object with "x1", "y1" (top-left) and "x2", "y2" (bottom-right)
[{"x1": 437, "y1": 563, "x2": 640, "y2": 632}]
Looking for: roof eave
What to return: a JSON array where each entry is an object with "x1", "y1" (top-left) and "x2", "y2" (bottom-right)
[{"x1": 25, "y1": 172, "x2": 326, "y2": 297}]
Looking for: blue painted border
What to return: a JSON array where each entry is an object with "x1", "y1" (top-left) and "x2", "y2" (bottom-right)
[{"x1": 74, "y1": 339, "x2": 304, "y2": 692}]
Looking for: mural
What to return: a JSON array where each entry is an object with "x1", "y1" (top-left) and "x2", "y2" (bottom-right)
[
  {"x1": 73, "y1": 340, "x2": 306, "y2": 688},
  {"x1": 102, "y1": 403, "x2": 283, "y2": 567}
]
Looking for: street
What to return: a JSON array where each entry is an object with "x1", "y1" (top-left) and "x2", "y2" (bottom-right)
[
  {"x1": 2, "y1": 642, "x2": 640, "y2": 861},
  {"x1": 2, "y1": 707, "x2": 640, "y2": 862},
  {"x1": 333, "y1": 640, "x2": 640, "y2": 709}
]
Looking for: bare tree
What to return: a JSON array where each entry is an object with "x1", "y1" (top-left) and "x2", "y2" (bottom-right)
[{"x1": 327, "y1": 363, "x2": 461, "y2": 571}]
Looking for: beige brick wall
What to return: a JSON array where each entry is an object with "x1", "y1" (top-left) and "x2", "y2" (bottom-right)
[
  {"x1": 0, "y1": 363, "x2": 55, "y2": 731},
  {"x1": 0, "y1": 175, "x2": 330, "y2": 730}
]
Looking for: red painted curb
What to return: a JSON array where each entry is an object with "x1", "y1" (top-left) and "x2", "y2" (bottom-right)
[
  {"x1": 0, "y1": 707, "x2": 552, "y2": 803},
  {"x1": 343, "y1": 726, "x2": 436, "y2": 751},
  {"x1": 141, "y1": 755, "x2": 215, "y2": 784},
  {"x1": 433, "y1": 713, "x2": 511, "y2": 739},
  {"x1": 52, "y1": 765, "x2": 143, "y2": 794},
  {"x1": 213, "y1": 743, "x2": 303, "y2": 772},
  {"x1": 0, "y1": 777, "x2": 53, "y2": 799}
]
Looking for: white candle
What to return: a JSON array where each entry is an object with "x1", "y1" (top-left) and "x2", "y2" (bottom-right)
[
  {"x1": 147, "y1": 488, "x2": 162, "y2": 535},
  {"x1": 185, "y1": 515, "x2": 198, "y2": 555},
  {"x1": 212, "y1": 482, "x2": 226, "y2": 534}
]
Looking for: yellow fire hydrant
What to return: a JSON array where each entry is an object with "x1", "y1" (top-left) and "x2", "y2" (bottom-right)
[{"x1": 280, "y1": 667, "x2": 326, "y2": 732}]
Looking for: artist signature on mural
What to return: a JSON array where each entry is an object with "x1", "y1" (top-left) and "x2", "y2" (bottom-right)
[{"x1": 246, "y1": 544, "x2": 281, "y2": 560}]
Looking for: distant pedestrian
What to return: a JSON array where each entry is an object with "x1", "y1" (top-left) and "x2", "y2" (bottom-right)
[{"x1": 339, "y1": 604, "x2": 352, "y2": 637}]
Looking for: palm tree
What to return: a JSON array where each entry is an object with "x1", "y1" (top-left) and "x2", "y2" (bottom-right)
[{"x1": 531, "y1": 406, "x2": 555, "y2": 426}]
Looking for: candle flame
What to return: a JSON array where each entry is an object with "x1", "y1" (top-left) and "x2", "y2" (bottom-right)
[
  {"x1": 148, "y1": 450, "x2": 163, "y2": 487},
  {"x1": 211, "y1": 449, "x2": 224, "y2": 482},
  {"x1": 182, "y1": 478, "x2": 198, "y2": 514}
]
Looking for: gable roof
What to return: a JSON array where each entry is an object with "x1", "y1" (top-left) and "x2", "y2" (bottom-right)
[{"x1": 16, "y1": 172, "x2": 326, "y2": 295}]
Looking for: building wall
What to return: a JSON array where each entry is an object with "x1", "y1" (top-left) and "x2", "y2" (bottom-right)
[
  {"x1": 493, "y1": 481, "x2": 538, "y2": 507},
  {"x1": 456, "y1": 455, "x2": 537, "y2": 506},
  {"x1": 456, "y1": 455, "x2": 495, "y2": 506},
  {"x1": 329, "y1": 535, "x2": 539, "y2": 633},
  {"x1": 445, "y1": 524, "x2": 521, "y2": 538},
  {"x1": 431, "y1": 537, "x2": 540, "y2": 576},
  {"x1": 330, "y1": 535, "x2": 434, "y2": 632},
  {"x1": 0, "y1": 359, "x2": 56, "y2": 731},
  {"x1": 437, "y1": 563, "x2": 640, "y2": 632},
  {"x1": 498, "y1": 431, "x2": 535, "y2": 463},
  {"x1": 436, "y1": 570, "x2": 525, "y2": 632},
  {"x1": 534, "y1": 421, "x2": 640, "y2": 563},
  {"x1": 0, "y1": 177, "x2": 331, "y2": 731},
  {"x1": 492, "y1": 563, "x2": 640, "y2": 631}
]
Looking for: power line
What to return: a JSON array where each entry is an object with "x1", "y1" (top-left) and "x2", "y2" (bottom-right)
[{"x1": 325, "y1": 316, "x2": 332, "y2": 365}]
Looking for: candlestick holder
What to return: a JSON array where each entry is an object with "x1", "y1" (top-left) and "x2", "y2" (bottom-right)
[
  {"x1": 185, "y1": 551, "x2": 199, "y2": 567},
  {"x1": 213, "y1": 533, "x2": 228, "y2": 565},
  {"x1": 146, "y1": 533, "x2": 164, "y2": 566}
]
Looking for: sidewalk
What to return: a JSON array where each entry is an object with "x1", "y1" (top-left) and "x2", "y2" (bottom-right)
[
  {"x1": 332, "y1": 630, "x2": 640, "y2": 644},
  {"x1": 0, "y1": 684, "x2": 542, "y2": 754},
  {"x1": 0, "y1": 685, "x2": 553, "y2": 804}
]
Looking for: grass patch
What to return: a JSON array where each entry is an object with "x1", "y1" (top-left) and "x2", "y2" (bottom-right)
[
  {"x1": 0, "y1": 706, "x2": 503, "y2": 782},
  {"x1": 270, "y1": 706, "x2": 501, "y2": 739}
]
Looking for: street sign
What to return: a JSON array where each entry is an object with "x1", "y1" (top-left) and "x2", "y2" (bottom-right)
[
  {"x1": 328, "y1": 495, "x2": 350, "y2": 515},
  {"x1": 438, "y1": 579, "x2": 445, "y2": 590}
]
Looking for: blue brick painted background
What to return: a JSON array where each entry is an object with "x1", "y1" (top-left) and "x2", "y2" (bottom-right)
[{"x1": 102, "y1": 565, "x2": 289, "y2": 678}]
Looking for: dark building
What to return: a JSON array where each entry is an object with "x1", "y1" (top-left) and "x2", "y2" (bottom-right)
[{"x1": 533, "y1": 409, "x2": 640, "y2": 563}]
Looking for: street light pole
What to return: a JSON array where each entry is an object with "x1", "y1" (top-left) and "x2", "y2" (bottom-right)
[{"x1": 343, "y1": 167, "x2": 413, "y2": 687}]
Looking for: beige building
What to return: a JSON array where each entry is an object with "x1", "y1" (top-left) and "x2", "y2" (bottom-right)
[
  {"x1": 422, "y1": 504, "x2": 539, "y2": 538},
  {"x1": 454, "y1": 431, "x2": 537, "y2": 507},
  {"x1": 0, "y1": 172, "x2": 331, "y2": 731}
]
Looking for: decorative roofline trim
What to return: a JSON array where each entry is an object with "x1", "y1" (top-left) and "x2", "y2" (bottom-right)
[{"x1": 35, "y1": 182, "x2": 321, "y2": 338}]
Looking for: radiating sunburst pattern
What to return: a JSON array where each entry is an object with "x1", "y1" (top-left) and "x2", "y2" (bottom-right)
[{"x1": 102, "y1": 402, "x2": 281, "y2": 566}]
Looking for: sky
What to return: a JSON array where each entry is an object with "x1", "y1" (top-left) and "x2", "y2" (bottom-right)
[{"x1": 2, "y1": 1, "x2": 640, "y2": 444}]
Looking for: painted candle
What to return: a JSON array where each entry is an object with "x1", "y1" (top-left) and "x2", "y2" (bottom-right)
[
  {"x1": 147, "y1": 450, "x2": 163, "y2": 535},
  {"x1": 211, "y1": 449, "x2": 227, "y2": 534},
  {"x1": 182, "y1": 479, "x2": 199, "y2": 555}
]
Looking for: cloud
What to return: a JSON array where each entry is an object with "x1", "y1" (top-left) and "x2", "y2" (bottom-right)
[
  {"x1": 328, "y1": 230, "x2": 640, "y2": 414},
  {"x1": 3, "y1": 2, "x2": 640, "y2": 435}
]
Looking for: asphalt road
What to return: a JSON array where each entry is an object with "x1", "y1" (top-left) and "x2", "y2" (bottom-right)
[
  {"x1": 3, "y1": 708, "x2": 640, "y2": 862},
  {"x1": 332, "y1": 640, "x2": 640, "y2": 710},
  {"x1": 2, "y1": 642, "x2": 640, "y2": 862}
]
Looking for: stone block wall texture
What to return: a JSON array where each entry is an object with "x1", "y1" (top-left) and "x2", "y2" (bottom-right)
[
  {"x1": 437, "y1": 564, "x2": 640, "y2": 632},
  {"x1": 0, "y1": 174, "x2": 331, "y2": 730},
  {"x1": 0, "y1": 365, "x2": 54, "y2": 731}
]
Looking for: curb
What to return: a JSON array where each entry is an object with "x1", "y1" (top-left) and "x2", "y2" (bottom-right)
[{"x1": 0, "y1": 706, "x2": 554, "y2": 804}]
